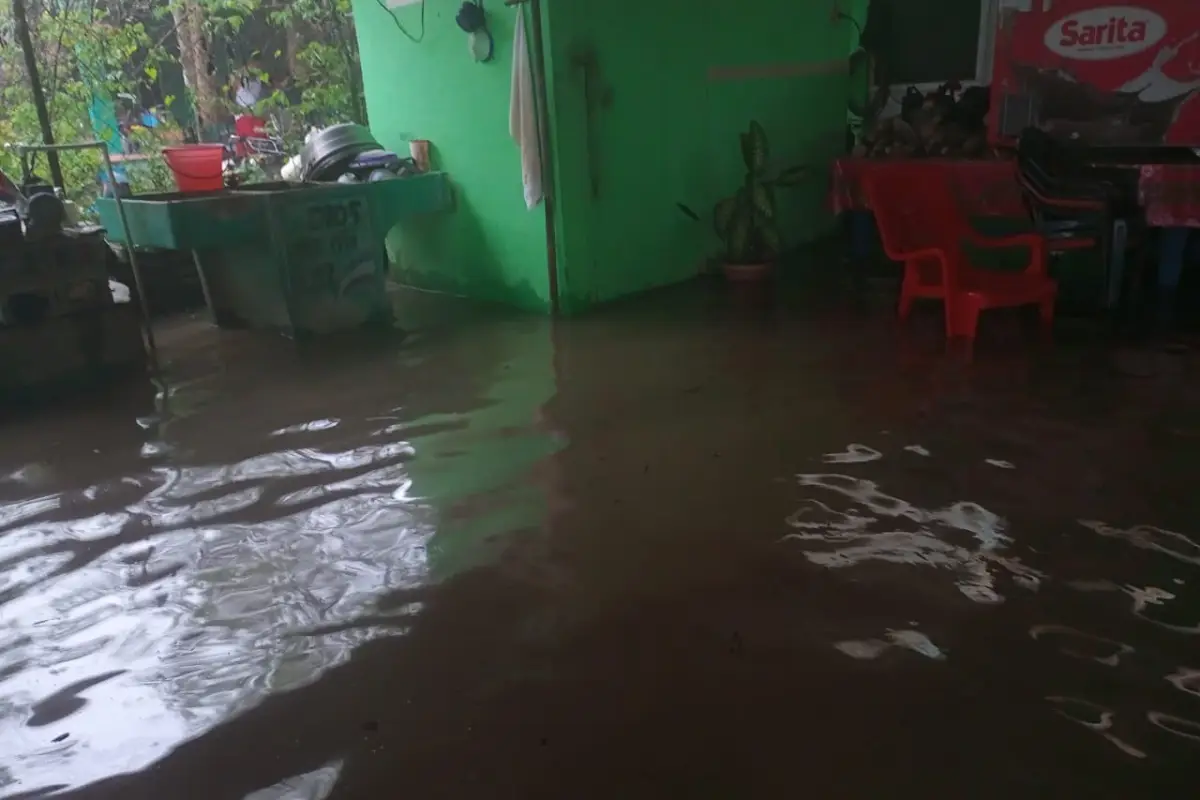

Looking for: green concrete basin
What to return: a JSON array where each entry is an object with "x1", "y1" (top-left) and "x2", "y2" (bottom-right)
[
  {"x1": 95, "y1": 172, "x2": 453, "y2": 337},
  {"x1": 96, "y1": 189, "x2": 265, "y2": 250},
  {"x1": 96, "y1": 172, "x2": 452, "y2": 250}
]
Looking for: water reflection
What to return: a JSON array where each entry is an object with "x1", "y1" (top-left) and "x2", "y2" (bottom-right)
[
  {"x1": 1029, "y1": 625, "x2": 1134, "y2": 667},
  {"x1": 243, "y1": 762, "x2": 343, "y2": 800},
  {"x1": 1046, "y1": 696, "x2": 1147, "y2": 759},
  {"x1": 834, "y1": 629, "x2": 946, "y2": 661},
  {"x1": 820, "y1": 444, "x2": 883, "y2": 465},
  {"x1": 1064, "y1": 578, "x2": 1198, "y2": 634},
  {"x1": 785, "y1": 460, "x2": 1040, "y2": 604},
  {"x1": 1147, "y1": 711, "x2": 1200, "y2": 743},
  {"x1": 1167, "y1": 667, "x2": 1200, "y2": 698},
  {"x1": 786, "y1": 443, "x2": 1200, "y2": 765},
  {"x1": 5, "y1": 285, "x2": 1200, "y2": 795},
  {"x1": 1079, "y1": 520, "x2": 1200, "y2": 567},
  {"x1": 0, "y1": 435, "x2": 434, "y2": 792},
  {"x1": 0, "y1": 315, "x2": 561, "y2": 797}
]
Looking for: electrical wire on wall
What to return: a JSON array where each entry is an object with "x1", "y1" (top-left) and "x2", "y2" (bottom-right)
[
  {"x1": 833, "y1": 10, "x2": 864, "y2": 40},
  {"x1": 374, "y1": 0, "x2": 426, "y2": 43}
]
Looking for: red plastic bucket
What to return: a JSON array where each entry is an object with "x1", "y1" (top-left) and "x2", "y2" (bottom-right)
[{"x1": 162, "y1": 145, "x2": 225, "y2": 193}]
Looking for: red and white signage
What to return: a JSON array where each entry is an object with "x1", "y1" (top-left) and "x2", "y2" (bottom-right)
[
  {"x1": 1046, "y1": 6, "x2": 1166, "y2": 59},
  {"x1": 990, "y1": 0, "x2": 1200, "y2": 145}
]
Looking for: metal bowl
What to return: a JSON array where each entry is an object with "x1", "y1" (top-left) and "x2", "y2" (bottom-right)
[{"x1": 301, "y1": 123, "x2": 381, "y2": 181}]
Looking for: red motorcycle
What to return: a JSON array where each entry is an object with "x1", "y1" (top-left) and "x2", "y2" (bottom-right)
[{"x1": 225, "y1": 114, "x2": 285, "y2": 179}]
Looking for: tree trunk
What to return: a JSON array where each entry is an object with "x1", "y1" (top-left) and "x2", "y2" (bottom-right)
[
  {"x1": 171, "y1": 0, "x2": 224, "y2": 132},
  {"x1": 335, "y1": 24, "x2": 365, "y2": 125},
  {"x1": 11, "y1": 0, "x2": 64, "y2": 187},
  {"x1": 285, "y1": 24, "x2": 303, "y2": 85},
  {"x1": 321, "y1": 2, "x2": 365, "y2": 124},
  {"x1": 171, "y1": 3, "x2": 201, "y2": 125}
]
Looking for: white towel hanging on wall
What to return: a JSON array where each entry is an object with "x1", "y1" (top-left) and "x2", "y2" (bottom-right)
[{"x1": 510, "y1": 9, "x2": 543, "y2": 210}]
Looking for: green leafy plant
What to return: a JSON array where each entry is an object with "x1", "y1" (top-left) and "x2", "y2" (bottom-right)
[
  {"x1": 680, "y1": 121, "x2": 807, "y2": 264},
  {"x1": 0, "y1": 6, "x2": 179, "y2": 215},
  {"x1": 847, "y1": 47, "x2": 890, "y2": 148},
  {"x1": 0, "y1": 0, "x2": 366, "y2": 213}
]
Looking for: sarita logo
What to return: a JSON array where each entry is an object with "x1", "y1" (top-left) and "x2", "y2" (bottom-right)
[{"x1": 1044, "y1": 6, "x2": 1167, "y2": 60}]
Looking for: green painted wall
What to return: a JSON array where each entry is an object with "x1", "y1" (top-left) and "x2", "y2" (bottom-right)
[
  {"x1": 353, "y1": 0, "x2": 858, "y2": 314},
  {"x1": 352, "y1": 0, "x2": 553, "y2": 311},
  {"x1": 541, "y1": 0, "x2": 857, "y2": 312}
]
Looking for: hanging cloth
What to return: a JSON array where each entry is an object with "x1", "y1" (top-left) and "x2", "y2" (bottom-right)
[{"x1": 509, "y1": 9, "x2": 543, "y2": 210}]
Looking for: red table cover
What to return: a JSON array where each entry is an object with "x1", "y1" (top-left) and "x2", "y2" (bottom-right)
[
  {"x1": 1139, "y1": 165, "x2": 1200, "y2": 227},
  {"x1": 833, "y1": 157, "x2": 1200, "y2": 229},
  {"x1": 830, "y1": 157, "x2": 1027, "y2": 218}
]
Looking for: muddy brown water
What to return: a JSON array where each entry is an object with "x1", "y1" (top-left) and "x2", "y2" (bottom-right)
[{"x1": 2, "y1": 283, "x2": 1199, "y2": 798}]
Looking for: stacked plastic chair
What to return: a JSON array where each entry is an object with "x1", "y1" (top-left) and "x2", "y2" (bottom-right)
[{"x1": 864, "y1": 160, "x2": 1057, "y2": 357}]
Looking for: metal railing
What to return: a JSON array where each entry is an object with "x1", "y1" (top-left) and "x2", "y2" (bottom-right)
[{"x1": 17, "y1": 140, "x2": 159, "y2": 371}]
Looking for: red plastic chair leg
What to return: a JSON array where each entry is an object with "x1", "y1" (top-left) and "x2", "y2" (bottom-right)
[
  {"x1": 948, "y1": 299, "x2": 981, "y2": 343},
  {"x1": 897, "y1": 262, "x2": 917, "y2": 321},
  {"x1": 1039, "y1": 297, "x2": 1055, "y2": 329}
]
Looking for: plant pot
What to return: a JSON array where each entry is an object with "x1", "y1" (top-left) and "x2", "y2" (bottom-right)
[{"x1": 722, "y1": 262, "x2": 772, "y2": 282}]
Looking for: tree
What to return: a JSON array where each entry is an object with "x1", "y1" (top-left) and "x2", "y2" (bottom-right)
[
  {"x1": 267, "y1": 0, "x2": 364, "y2": 125},
  {"x1": 0, "y1": 0, "x2": 179, "y2": 207},
  {"x1": 0, "y1": 0, "x2": 368, "y2": 211},
  {"x1": 170, "y1": 0, "x2": 223, "y2": 128},
  {"x1": 10, "y1": 0, "x2": 64, "y2": 186}
]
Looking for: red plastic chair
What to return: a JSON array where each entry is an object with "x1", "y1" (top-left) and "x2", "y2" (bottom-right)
[{"x1": 862, "y1": 160, "x2": 1057, "y2": 350}]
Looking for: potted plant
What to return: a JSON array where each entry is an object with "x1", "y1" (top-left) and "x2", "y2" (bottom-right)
[{"x1": 680, "y1": 121, "x2": 807, "y2": 282}]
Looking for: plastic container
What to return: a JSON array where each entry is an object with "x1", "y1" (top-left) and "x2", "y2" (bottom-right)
[
  {"x1": 409, "y1": 139, "x2": 431, "y2": 172},
  {"x1": 162, "y1": 145, "x2": 225, "y2": 193}
]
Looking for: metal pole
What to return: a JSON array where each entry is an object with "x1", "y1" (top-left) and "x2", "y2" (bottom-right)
[
  {"x1": 526, "y1": 0, "x2": 559, "y2": 314},
  {"x1": 18, "y1": 141, "x2": 160, "y2": 373},
  {"x1": 11, "y1": 0, "x2": 65, "y2": 188}
]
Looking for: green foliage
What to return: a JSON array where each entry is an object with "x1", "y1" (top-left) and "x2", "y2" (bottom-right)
[
  {"x1": 0, "y1": 0, "x2": 365, "y2": 214},
  {"x1": 265, "y1": 0, "x2": 365, "y2": 127},
  {"x1": 846, "y1": 47, "x2": 889, "y2": 145},
  {"x1": 294, "y1": 40, "x2": 360, "y2": 121},
  {"x1": 125, "y1": 126, "x2": 189, "y2": 194},
  {"x1": 0, "y1": 3, "x2": 179, "y2": 213},
  {"x1": 711, "y1": 121, "x2": 807, "y2": 264}
]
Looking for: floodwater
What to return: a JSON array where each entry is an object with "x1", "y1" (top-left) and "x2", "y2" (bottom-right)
[{"x1": 2, "y1": 283, "x2": 1199, "y2": 798}]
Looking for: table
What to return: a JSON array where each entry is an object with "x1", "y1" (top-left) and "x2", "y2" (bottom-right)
[
  {"x1": 833, "y1": 155, "x2": 1200, "y2": 309},
  {"x1": 1138, "y1": 165, "x2": 1200, "y2": 229},
  {"x1": 830, "y1": 155, "x2": 1135, "y2": 311},
  {"x1": 830, "y1": 156, "x2": 1027, "y2": 218},
  {"x1": 831, "y1": 156, "x2": 1031, "y2": 268},
  {"x1": 1137, "y1": 165, "x2": 1200, "y2": 296}
]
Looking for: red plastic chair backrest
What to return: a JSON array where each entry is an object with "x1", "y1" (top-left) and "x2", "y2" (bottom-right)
[{"x1": 863, "y1": 161, "x2": 965, "y2": 259}]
